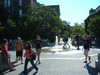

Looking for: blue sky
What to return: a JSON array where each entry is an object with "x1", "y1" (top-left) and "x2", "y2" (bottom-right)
[{"x1": 37, "y1": 0, "x2": 100, "y2": 26}]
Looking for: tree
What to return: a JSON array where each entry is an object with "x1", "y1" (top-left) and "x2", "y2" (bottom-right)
[
  {"x1": 61, "y1": 20, "x2": 70, "y2": 36},
  {"x1": 87, "y1": 16, "x2": 100, "y2": 37},
  {"x1": 0, "y1": 19, "x2": 16, "y2": 40},
  {"x1": 19, "y1": 4, "x2": 64, "y2": 42},
  {"x1": 71, "y1": 23, "x2": 85, "y2": 36}
]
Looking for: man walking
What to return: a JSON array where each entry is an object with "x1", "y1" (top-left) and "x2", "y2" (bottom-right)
[
  {"x1": 75, "y1": 34, "x2": 80, "y2": 50},
  {"x1": 14, "y1": 37, "x2": 24, "y2": 64},
  {"x1": 83, "y1": 35, "x2": 91, "y2": 63}
]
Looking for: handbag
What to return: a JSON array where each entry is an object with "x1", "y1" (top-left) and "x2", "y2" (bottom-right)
[{"x1": 30, "y1": 50, "x2": 36, "y2": 60}]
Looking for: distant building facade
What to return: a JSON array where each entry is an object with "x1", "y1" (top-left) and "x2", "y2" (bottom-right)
[
  {"x1": 84, "y1": 5, "x2": 100, "y2": 34},
  {"x1": 47, "y1": 5, "x2": 60, "y2": 15},
  {"x1": 0, "y1": 0, "x2": 60, "y2": 26},
  {"x1": 0, "y1": 0, "x2": 37, "y2": 18}
]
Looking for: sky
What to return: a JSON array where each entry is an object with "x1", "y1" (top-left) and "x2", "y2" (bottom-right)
[{"x1": 37, "y1": 0, "x2": 100, "y2": 26}]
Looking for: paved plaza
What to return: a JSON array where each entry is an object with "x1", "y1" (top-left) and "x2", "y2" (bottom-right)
[{"x1": 1, "y1": 43, "x2": 100, "y2": 75}]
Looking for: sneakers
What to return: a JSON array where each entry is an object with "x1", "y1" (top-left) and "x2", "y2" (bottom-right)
[
  {"x1": 83, "y1": 61, "x2": 87, "y2": 63},
  {"x1": 9, "y1": 68, "x2": 16, "y2": 71}
]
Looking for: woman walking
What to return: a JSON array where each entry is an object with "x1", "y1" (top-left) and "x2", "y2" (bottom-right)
[
  {"x1": 34, "y1": 35, "x2": 42, "y2": 64},
  {"x1": 23, "y1": 41, "x2": 38, "y2": 75}
]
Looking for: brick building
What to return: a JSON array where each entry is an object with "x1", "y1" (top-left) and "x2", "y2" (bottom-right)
[{"x1": 0, "y1": 0, "x2": 37, "y2": 17}]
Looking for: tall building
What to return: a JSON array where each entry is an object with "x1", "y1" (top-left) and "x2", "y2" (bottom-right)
[{"x1": 0, "y1": 0, "x2": 37, "y2": 17}]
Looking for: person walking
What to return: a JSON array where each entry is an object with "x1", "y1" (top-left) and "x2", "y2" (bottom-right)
[
  {"x1": 63, "y1": 35, "x2": 70, "y2": 48},
  {"x1": 34, "y1": 35, "x2": 42, "y2": 64},
  {"x1": 1, "y1": 39, "x2": 16, "y2": 71},
  {"x1": 75, "y1": 34, "x2": 80, "y2": 50},
  {"x1": 14, "y1": 37, "x2": 24, "y2": 64},
  {"x1": 23, "y1": 41, "x2": 38, "y2": 75},
  {"x1": 83, "y1": 35, "x2": 91, "y2": 63}
]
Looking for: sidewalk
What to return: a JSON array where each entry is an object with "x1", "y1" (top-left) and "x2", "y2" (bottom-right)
[
  {"x1": 0, "y1": 38, "x2": 100, "y2": 75},
  {"x1": 1, "y1": 45, "x2": 100, "y2": 75}
]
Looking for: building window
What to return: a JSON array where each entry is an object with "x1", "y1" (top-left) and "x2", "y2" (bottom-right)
[
  {"x1": 8, "y1": 0, "x2": 10, "y2": 7},
  {"x1": 4, "y1": 0, "x2": 7, "y2": 7},
  {"x1": 19, "y1": 0, "x2": 22, "y2": 6},
  {"x1": 19, "y1": 9, "x2": 22, "y2": 17}
]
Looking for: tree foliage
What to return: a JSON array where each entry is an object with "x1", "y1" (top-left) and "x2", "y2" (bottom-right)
[
  {"x1": 61, "y1": 20, "x2": 70, "y2": 36},
  {"x1": 87, "y1": 16, "x2": 100, "y2": 37},
  {"x1": 71, "y1": 23, "x2": 85, "y2": 36},
  {"x1": 19, "y1": 4, "x2": 64, "y2": 41},
  {"x1": 0, "y1": 19, "x2": 16, "y2": 39}
]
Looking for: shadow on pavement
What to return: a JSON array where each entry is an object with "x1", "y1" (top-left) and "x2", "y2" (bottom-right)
[
  {"x1": 84, "y1": 62, "x2": 98, "y2": 75},
  {"x1": 18, "y1": 66, "x2": 37, "y2": 75},
  {"x1": 1, "y1": 61, "x2": 21, "y2": 75}
]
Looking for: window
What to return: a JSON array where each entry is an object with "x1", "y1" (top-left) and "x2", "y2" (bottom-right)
[
  {"x1": 8, "y1": 0, "x2": 10, "y2": 7},
  {"x1": 19, "y1": 9, "x2": 22, "y2": 17},
  {"x1": 19, "y1": 0, "x2": 22, "y2": 6},
  {"x1": 4, "y1": 0, "x2": 7, "y2": 7}
]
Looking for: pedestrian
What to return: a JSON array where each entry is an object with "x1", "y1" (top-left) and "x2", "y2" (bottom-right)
[
  {"x1": 83, "y1": 35, "x2": 91, "y2": 63},
  {"x1": 23, "y1": 41, "x2": 38, "y2": 75},
  {"x1": 9, "y1": 39, "x2": 13, "y2": 46},
  {"x1": 75, "y1": 34, "x2": 80, "y2": 50},
  {"x1": 14, "y1": 37, "x2": 24, "y2": 64},
  {"x1": 1, "y1": 39, "x2": 16, "y2": 71},
  {"x1": 63, "y1": 35, "x2": 70, "y2": 48},
  {"x1": 34, "y1": 35, "x2": 42, "y2": 64}
]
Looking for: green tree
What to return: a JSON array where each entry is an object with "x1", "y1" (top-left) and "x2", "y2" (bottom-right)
[
  {"x1": 0, "y1": 19, "x2": 16, "y2": 40},
  {"x1": 71, "y1": 23, "x2": 85, "y2": 36},
  {"x1": 61, "y1": 20, "x2": 70, "y2": 36},
  {"x1": 87, "y1": 16, "x2": 100, "y2": 37},
  {"x1": 19, "y1": 4, "x2": 64, "y2": 42}
]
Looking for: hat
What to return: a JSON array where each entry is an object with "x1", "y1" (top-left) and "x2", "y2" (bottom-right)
[{"x1": 17, "y1": 37, "x2": 21, "y2": 40}]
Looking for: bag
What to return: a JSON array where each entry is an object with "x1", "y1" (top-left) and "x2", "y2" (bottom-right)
[{"x1": 30, "y1": 51, "x2": 36, "y2": 60}]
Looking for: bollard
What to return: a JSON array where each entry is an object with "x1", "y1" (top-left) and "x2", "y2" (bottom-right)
[{"x1": 98, "y1": 52, "x2": 100, "y2": 72}]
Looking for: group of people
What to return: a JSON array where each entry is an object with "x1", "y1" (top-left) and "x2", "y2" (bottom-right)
[
  {"x1": 1, "y1": 34, "x2": 92, "y2": 74},
  {"x1": 1, "y1": 35, "x2": 42, "y2": 74}
]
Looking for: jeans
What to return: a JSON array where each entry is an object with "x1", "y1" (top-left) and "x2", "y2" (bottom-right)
[{"x1": 24, "y1": 58, "x2": 38, "y2": 74}]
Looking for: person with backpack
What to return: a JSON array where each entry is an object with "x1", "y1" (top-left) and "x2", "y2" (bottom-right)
[
  {"x1": 23, "y1": 41, "x2": 38, "y2": 75},
  {"x1": 63, "y1": 35, "x2": 70, "y2": 48},
  {"x1": 83, "y1": 35, "x2": 91, "y2": 63}
]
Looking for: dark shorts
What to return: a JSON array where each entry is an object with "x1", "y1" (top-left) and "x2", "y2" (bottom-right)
[{"x1": 16, "y1": 51, "x2": 23, "y2": 57}]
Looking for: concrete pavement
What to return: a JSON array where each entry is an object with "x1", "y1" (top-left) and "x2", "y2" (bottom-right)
[{"x1": 0, "y1": 45, "x2": 100, "y2": 75}]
